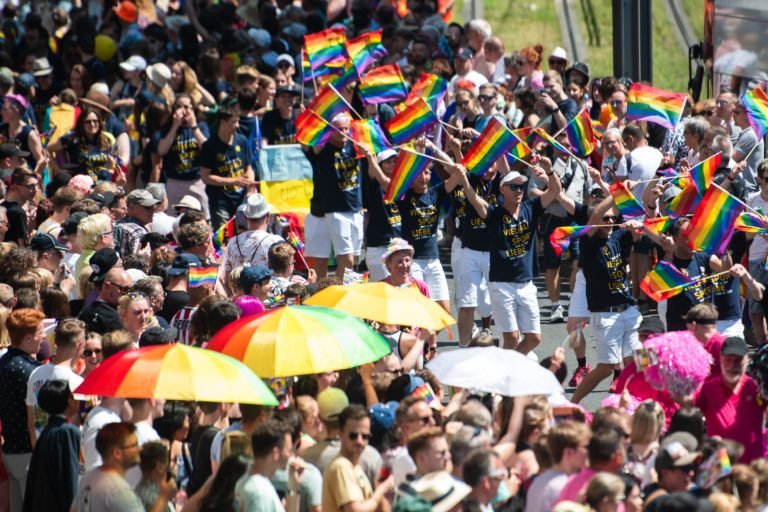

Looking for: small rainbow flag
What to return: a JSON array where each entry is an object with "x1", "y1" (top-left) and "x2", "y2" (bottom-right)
[
  {"x1": 304, "y1": 28, "x2": 347, "y2": 71},
  {"x1": 742, "y1": 87, "x2": 768, "y2": 138},
  {"x1": 305, "y1": 85, "x2": 348, "y2": 122},
  {"x1": 549, "y1": 225, "x2": 593, "y2": 257},
  {"x1": 359, "y1": 64, "x2": 408, "y2": 105},
  {"x1": 564, "y1": 109, "x2": 596, "y2": 158},
  {"x1": 462, "y1": 117, "x2": 521, "y2": 176},
  {"x1": 405, "y1": 73, "x2": 448, "y2": 111},
  {"x1": 609, "y1": 182, "x2": 646, "y2": 218},
  {"x1": 384, "y1": 148, "x2": 431, "y2": 202},
  {"x1": 189, "y1": 265, "x2": 219, "y2": 287},
  {"x1": 296, "y1": 109, "x2": 333, "y2": 146},
  {"x1": 346, "y1": 30, "x2": 386, "y2": 75},
  {"x1": 385, "y1": 98, "x2": 438, "y2": 145},
  {"x1": 734, "y1": 211, "x2": 768, "y2": 234},
  {"x1": 644, "y1": 216, "x2": 673, "y2": 235},
  {"x1": 684, "y1": 185, "x2": 744, "y2": 255},
  {"x1": 639, "y1": 260, "x2": 693, "y2": 302},
  {"x1": 665, "y1": 182, "x2": 701, "y2": 218},
  {"x1": 591, "y1": 118, "x2": 606, "y2": 139},
  {"x1": 626, "y1": 83, "x2": 687, "y2": 130},
  {"x1": 411, "y1": 383, "x2": 441, "y2": 409},
  {"x1": 509, "y1": 138, "x2": 533, "y2": 161},
  {"x1": 690, "y1": 153, "x2": 721, "y2": 194},
  {"x1": 350, "y1": 118, "x2": 391, "y2": 159},
  {"x1": 329, "y1": 61, "x2": 360, "y2": 90},
  {"x1": 656, "y1": 168, "x2": 678, "y2": 178},
  {"x1": 697, "y1": 447, "x2": 732, "y2": 489},
  {"x1": 533, "y1": 128, "x2": 571, "y2": 155},
  {"x1": 212, "y1": 217, "x2": 236, "y2": 253}
]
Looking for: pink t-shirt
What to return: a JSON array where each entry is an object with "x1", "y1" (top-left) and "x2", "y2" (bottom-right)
[
  {"x1": 704, "y1": 333, "x2": 725, "y2": 377},
  {"x1": 695, "y1": 375, "x2": 766, "y2": 463},
  {"x1": 554, "y1": 468, "x2": 597, "y2": 505},
  {"x1": 614, "y1": 363, "x2": 680, "y2": 429},
  {"x1": 382, "y1": 276, "x2": 431, "y2": 298}
]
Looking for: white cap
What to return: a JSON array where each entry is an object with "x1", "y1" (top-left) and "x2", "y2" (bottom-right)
[
  {"x1": 376, "y1": 149, "x2": 398, "y2": 164},
  {"x1": 119, "y1": 55, "x2": 147, "y2": 72},
  {"x1": 499, "y1": 171, "x2": 528, "y2": 187},
  {"x1": 276, "y1": 54, "x2": 294, "y2": 67},
  {"x1": 550, "y1": 47, "x2": 567, "y2": 60},
  {"x1": 89, "y1": 82, "x2": 110, "y2": 96},
  {"x1": 146, "y1": 63, "x2": 172, "y2": 88},
  {"x1": 173, "y1": 195, "x2": 203, "y2": 211}
]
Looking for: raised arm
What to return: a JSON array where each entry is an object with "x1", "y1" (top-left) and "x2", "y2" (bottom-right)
[
  {"x1": 458, "y1": 165, "x2": 489, "y2": 219},
  {"x1": 538, "y1": 157, "x2": 562, "y2": 208}
]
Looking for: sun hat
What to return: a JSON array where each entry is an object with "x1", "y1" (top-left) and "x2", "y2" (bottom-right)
[{"x1": 380, "y1": 237, "x2": 415, "y2": 264}]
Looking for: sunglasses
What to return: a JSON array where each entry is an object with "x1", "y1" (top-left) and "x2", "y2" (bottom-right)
[
  {"x1": 515, "y1": 60, "x2": 526, "y2": 66},
  {"x1": 84, "y1": 349, "x2": 102, "y2": 357},
  {"x1": 347, "y1": 432, "x2": 371, "y2": 441},
  {"x1": 478, "y1": 95, "x2": 495, "y2": 101},
  {"x1": 610, "y1": 100, "x2": 624, "y2": 107},
  {"x1": 703, "y1": 110, "x2": 714, "y2": 117},
  {"x1": 108, "y1": 281, "x2": 131, "y2": 294},
  {"x1": 506, "y1": 183, "x2": 525, "y2": 191},
  {"x1": 602, "y1": 216, "x2": 619, "y2": 222}
]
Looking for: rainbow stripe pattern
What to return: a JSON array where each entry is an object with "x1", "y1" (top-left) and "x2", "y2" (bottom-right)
[
  {"x1": 329, "y1": 61, "x2": 360, "y2": 90},
  {"x1": 189, "y1": 265, "x2": 219, "y2": 288},
  {"x1": 296, "y1": 109, "x2": 333, "y2": 146},
  {"x1": 644, "y1": 216, "x2": 673, "y2": 235},
  {"x1": 405, "y1": 73, "x2": 448, "y2": 111},
  {"x1": 212, "y1": 217, "x2": 236, "y2": 253},
  {"x1": 609, "y1": 182, "x2": 646, "y2": 218},
  {"x1": 304, "y1": 28, "x2": 347, "y2": 71},
  {"x1": 656, "y1": 168, "x2": 678, "y2": 178},
  {"x1": 564, "y1": 109, "x2": 596, "y2": 157},
  {"x1": 288, "y1": 231, "x2": 305, "y2": 251},
  {"x1": 359, "y1": 64, "x2": 408, "y2": 105},
  {"x1": 683, "y1": 185, "x2": 745, "y2": 255},
  {"x1": 690, "y1": 153, "x2": 721, "y2": 194},
  {"x1": 411, "y1": 383, "x2": 440, "y2": 408},
  {"x1": 305, "y1": 85, "x2": 348, "y2": 122},
  {"x1": 385, "y1": 98, "x2": 438, "y2": 144},
  {"x1": 665, "y1": 182, "x2": 701, "y2": 218},
  {"x1": 639, "y1": 260, "x2": 693, "y2": 302},
  {"x1": 350, "y1": 118, "x2": 391, "y2": 158},
  {"x1": 626, "y1": 83, "x2": 688, "y2": 130},
  {"x1": 742, "y1": 87, "x2": 768, "y2": 138},
  {"x1": 549, "y1": 225, "x2": 593, "y2": 257},
  {"x1": 384, "y1": 148, "x2": 431, "y2": 202},
  {"x1": 462, "y1": 117, "x2": 521, "y2": 176},
  {"x1": 346, "y1": 30, "x2": 386, "y2": 75},
  {"x1": 533, "y1": 128, "x2": 570, "y2": 155},
  {"x1": 734, "y1": 212, "x2": 768, "y2": 235}
]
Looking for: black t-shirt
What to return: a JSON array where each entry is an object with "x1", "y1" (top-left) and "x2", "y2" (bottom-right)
[
  {"x1": 581, "y1": 228, "x2": 635, "y2": 311},
  {"x1": 450, "y1": 186, "x2": 467, "y2": 240},
  {"x1": 666, "y1": 253, "x2": 711, "y2": 330},
  {"x1": 0, "y1": 124, "x2": 35, "y2": 169},
  {"x1": 486, "y1": 198, "x2": 543, "y2": 283},
  {"x1": 3, "y1": 200, "x2": 27, "y2": 245},
  {"x1": 200, "y1": 132, "x2": 251, "y2": 202},
  {"x1": 308, "y1": 141, "x2": 362, "y2": 215},
  {"x1": 363, "y1": 171, "x2": 401, "y2": 248},
  {"x1": 461, "y1": 174, "x2": 502, "y2": 252},
  {"x1": 105, "y1": 114, "x2": 126, "y2": 138},
  {"x1": 159, "y1": 290, "x2": 190, "y2": 323},
  {"x1": 159, "y1": 124, "x2": 209, "y2": 180},
  {"x1": 710, "y1": 271, "x2": 740, "y2": 321},
  {"x1": 261, "y1": 109, "x2": 297, "y2": 145},
  {"x1": 187, "y1": 425, "x2": 219, "y2": 496},
  {"x1": 77, "y1": 300, "x2": 123, "y2": 335},
  {"x1": 397, "y1": 186, "x2": 447, "y2": 260}
]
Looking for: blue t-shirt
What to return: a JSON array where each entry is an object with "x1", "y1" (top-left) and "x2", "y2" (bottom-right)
[
  {"x1": 200, "y1": 132, "x2": 251, "y2": 202},
  {"x1": 160, "y1": 123, "x2": 210, "y2": 180},
  {"x1": 363, "y1": 171, "x2": 401, "y2": 248},
  {"x1": 309, "y1": 141, "x2": 362, "y2": 214},
  {"x1": 666, "y1": 253, "x2": 712, "y2": 330},
  {"x1": 461, "y1": 173, "x2": 502, "y2": 252},
  {"x1": 710, "y1": 272, "x2": 740, "y2": 321},
  {"x1": 398, "y1": 186, "x2": 447, "y2": 260},
  {"x1": 486, "y1": 197, "x2": 543, "y2": 283},
  {"x1": 581, "y1": 228, "x2": 635, "y2": 311}
]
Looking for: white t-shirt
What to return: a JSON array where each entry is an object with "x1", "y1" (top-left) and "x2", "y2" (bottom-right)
[
  {"x1": 25, "y1": 363, "x2": 84, "y2": 433},
  {"x1": 83, "y1": 406, "x2": 122, "y2": 471},
  {"x1": 391, "y1": 446, "x2": 417, "y2": 488},
  {"x1": 523, "y1": 469, "x2": 570, "y2": 512},
  {"x1": 125, "y1": 423, "x2": 161, "y2": 487},
  {"x1": 73, "y1": 469, "x2": 144, "y2": 512},
  {"x1": 151, "y1": 212, "x2": 177, "y2": 236},
  {"x1": 615, "y1": 145, "x2": 663, "y2": 199},
  {"x1": 235, "y1": 473, "x2": 285, "y2": 512}
]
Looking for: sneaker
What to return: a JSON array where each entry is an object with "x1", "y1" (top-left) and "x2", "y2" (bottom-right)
[
  {"x1": 470, "y1": 325, "x2": 480, "y2": 340},
  {"x1": 550, "y1": 304, "x2": 565, "y2": 323},
  {"x1": 568, "y1": 364, "x2": 590, "y2": 388},
  {"x1": 609, "y1": 375, "x2": 620, "y2": 394}
]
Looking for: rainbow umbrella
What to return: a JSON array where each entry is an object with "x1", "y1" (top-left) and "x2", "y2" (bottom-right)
[
  {"x1": 304, "y1": 282, "x2": 456, "y2": 330},
  {"x1": 207, "y1": 306, "x2": 391, "y2": 377},
  {"x1": 74, "y1": 344, "x2": 278, "y2": 405}
]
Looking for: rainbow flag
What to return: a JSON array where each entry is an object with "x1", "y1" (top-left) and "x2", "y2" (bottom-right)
[
  {"x1": 533, "y1": 128, "x2": 571, "y2": 155},
  {"x1": 639, "y1": 260, "x2": 693, "y2": 302},
  {"x1": 656, "y1": 168, "x2": 678, "y2": 178},
  {"x1": 384, "y1": 148, "x2": 431, "y2": 202},
  {"x1": 304, "y1": 28, "x2": 347, "y2": 71},
  {"x1": 462, "y1": 117, "x2": 521, "y2": 176},
  {"x1": 350, "y1": 118, "x2": 391, "y2": 158},
  {"x1": 644, "y1": 216, "x2": 673, "y2": 235},
  {"x1": 626, "y1": 83, "x2": 687, "y2": 130},
  {"x1": 212, "y1": 217, "x2": 235, "y2": 252},
  {"x1": 734, "y1": 211, "x2": 768, "y2": 235},
  {"x1": 690, "y1": 153, "x2": 722, "y2": 194},
  {"x1": 609, "y1": 182, "x2": 646, "y2": 218},
  {"x1": 591, "y1": 118, "x2": 606, "y2": 139},
  {"x1": 742, "y1": 87, "x2": 768, "y2": 138},
  {"x1": 346, "y1": 30, "x2": 386, "y2": 75},
  {"x1": 684, "y1": 186, "x2": 745, "y2": 255},
  {"x1": 665, "y1": 182, "x2": 701, "y2": 218},
  {"x1": 189, "y1": 265, "x2": 219, "y2": 287},
  {"x1": 697, "y1": 447, "x2": 732, "y2": 489},
  {"x1": 405, "y1": 73, "x2": 448, "y2": 111},
  {"x1": 296, "y1": 109, "x2": 333, "y2": 146},
  {"x1": 550, "y1": 225, "x2": 593, "y2": 257},
  {"x1": 385, "y1": 98, "x2": 438, "y2": 144},
  {"x1": 305, "y1": 85, "x2": 348, "y2": 122},
  {"x1": 411, "y1": 383, "x2": 441, "y2": 409},
  {"x1": 288, "y1": 231, "x2": 305, "y2": 251},
  {"x1": 329, "y1": 61, "x2": 360, "y2": 90},
  {"x1": 359, "y1": 65, "x2": 408, "y2": 105},
  {"x1": 564, "y1": 110, "x2": 596, "y2": 157}
]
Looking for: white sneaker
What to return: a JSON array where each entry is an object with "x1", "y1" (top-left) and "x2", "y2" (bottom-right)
[
  {"x1": 550, "y1": 304, "x2": 565, "y2": 323},
  {"x1": 470, "y1": 325, "x2": 480, "y2": 339}
]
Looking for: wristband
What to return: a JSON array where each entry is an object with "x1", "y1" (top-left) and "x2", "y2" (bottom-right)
[{"x1": 546, "y1": 171, "x2": 554, "y2": 177}]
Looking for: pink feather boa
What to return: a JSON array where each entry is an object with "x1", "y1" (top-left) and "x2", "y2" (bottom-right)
[{"x1": 642, "y1": 330, "x2": 712, "y2": 398}]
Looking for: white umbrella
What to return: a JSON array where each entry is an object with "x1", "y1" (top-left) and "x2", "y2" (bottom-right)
[{"x1": 426, "y1": 347, "x2": 564, "y2": 397}]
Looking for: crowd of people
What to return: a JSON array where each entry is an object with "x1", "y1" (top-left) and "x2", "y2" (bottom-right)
[{"x1": 0, "y1": 0, "x2": 767, "y2": 511}]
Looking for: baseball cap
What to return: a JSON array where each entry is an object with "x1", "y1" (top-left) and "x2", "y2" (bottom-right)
[
  {"x1": 114, "y1": 0, "x2": 139, "y2": 23},
  {"x1": 655, "y1": 432, "x2": 701, "y2": 472},
  {"x1": 663, "y1": 185, "x2": 682, "y2": 204},
  {"x1": 90, "y1": 192, "x2": 115, "y2": 208},
  {"x1": 0, "y1": 143, "x2": 29, "y2": 159},
  {"x1": 119, "y1": 55, "x2": 147, "y2": 73},
  {"x1": 173, "y1": 195, "x2": 202, "y2": 212},
  {"x1": 239, "y1": 265, "x2": 273, "y2": 291},
  {"x1": 0, "y1": 68, "x2": 13, "y2": 87},
  {"x1": 550, "y1": 46, "x2": 568, "y2": 60},
  {"x1": 721, "y1": 336, "x2": 748, "y2": 357},
  {"x1": 317, "y1": 388, "x2": 349, "y2": 422},
  {"x1": 29, "y1": 233, "x2": 68, "y2": 252},
  {"x1": 275, "y1": 84, "x2": 300, "y2": 97},
  {"x1": 455, "y1": 47, "x2": 474, "y2": 60},
  {"x1": 15, "y1": 73, "x2": 37, "y2": 91},
  {"x1": 168, "y1": 253, "x2": 200, "y2": 276},
  {"x1": 500, "y1": 171, "x2": 528, "y2": 187},
  {"x1": 126, "y1": 189, "x2": 160, "y2": 207},
  {"x1": 88, "y1": 248, "x2": 121, "y2": 282},
  {"x1": 139, "y1": 326, "x2": 178, "y2": 347},
  {"x1": 638, "y1": 316, "x2": 665, "y2": 335},
  {"x1": 377, "y1": 149, "x2": 398, "y2": 164},
  {"x1": 370, "y1": 401, "x2": 398, "y2": 435}
]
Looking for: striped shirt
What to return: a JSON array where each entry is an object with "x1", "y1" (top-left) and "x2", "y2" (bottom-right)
[{"x1": 170, "y1": 306, "x2": 197, "y2": 345}]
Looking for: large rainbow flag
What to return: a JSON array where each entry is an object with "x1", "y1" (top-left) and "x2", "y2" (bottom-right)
[
  {"x1": 462, "y1": 117, "x2": 521, "y2": 176},
  {"x1": 346, "y1": 30, "x2": 386, "y2": 75},
  {"x1": 665, "y1": 182, "x2": 701, "y2": 218},
  {"x1": 742, "y1": 87, "x2": 768, "y2": 138},
  {"x1": 350, "y1": 118, "x2": 391, "y2": 158},
  {"x1": 626, "y1": 83, "x2": 687, "y2": 130},
  {"x1": 640, "y1": 260, "x2": 693, "y2": 302},
  {"x1": 384, "y1": 148, "x2": 431, "y2": 202},
  {"x1": 684, "y1": 186, "x2": 744, "y2": 255},
  {"x1": 690, "y1": 153, "x2": 721, "y2": 194},
  {"x1": 405, "y1": 73, "x2": 448, "y2": 111},
  {"x1": 564, "y1": 109, "x2": 596, "y2": 157},
  {"x1": 304, "y1": 28, "x2": 347, "y2": 71},
  {"x1": 609, "y1": 182, "x2": 646, "y2": 218},
  {"x1": 359, "y1": 65, "x2": 408, "y2": 105},
  {"x1": 385, "y1": 98, "x2": 438, "y2": 144}
]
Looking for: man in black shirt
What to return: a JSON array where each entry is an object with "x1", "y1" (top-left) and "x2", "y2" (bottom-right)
[
  {"x1": 78, "y1": 267, "x2": 131, "y2": 335},
  {"x1": 2, "y1": 167, "x2": 36, "y2": 246},
  {"x1": 261, "y1": 84, "x2": 299, "y2": 146}
]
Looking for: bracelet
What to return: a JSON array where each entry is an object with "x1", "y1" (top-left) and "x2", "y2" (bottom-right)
[
  {"x1": 646, "y1": 204, "x2": 656, "y2": 210},
  {"x1": 546, "y1": 171, "x2": 554, "y2": 176}
]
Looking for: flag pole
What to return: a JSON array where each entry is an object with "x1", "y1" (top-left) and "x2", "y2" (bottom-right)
[
  {"x1": 328, "y1": 83, "x2": 364, "y2": 120},
  {"x1": 711, "y1": 181, "x2": 763, "y2": 216}
]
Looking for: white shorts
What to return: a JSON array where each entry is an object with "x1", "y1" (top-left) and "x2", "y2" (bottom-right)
[
  {"x1": 365, "y1": 245, "x2": 389, "y2": 282},
  {"x1": 451, "y1": 237, "x2": 463, "y2": 299},
  {"x1": 411, "y1": 258, "x2": 450, "y2": 301},
  {"x1": 490, "y1": 281, "x2": 541, "y2": 334},
  {"x1": 568, "y1": 269, "x2": 590, "y2": 318},
  {"x1": 717, "y1": 318, "x2": 745, "y2": 338},
  {"x1": 304, "y1": 212, "x2": 363, "y2": 258},
  {"x1": 590, "y1": 306, "x2": 642, "y2": 364},
  {"x1": 457, "y1": 248, "x2": 490, "y2": 309}
]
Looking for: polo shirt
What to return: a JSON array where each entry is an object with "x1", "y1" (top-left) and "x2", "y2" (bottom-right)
[{"x1": 0, "y1": 348, "x2": 41, "y2": 453}]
